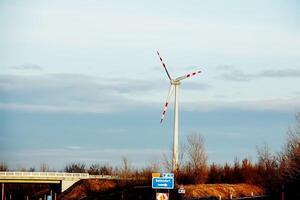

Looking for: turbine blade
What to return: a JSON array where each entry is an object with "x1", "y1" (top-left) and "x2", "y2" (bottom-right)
[
  {"x1": 157, "y1": 51, "x2": 172, "y2": 80},
  {"x1": 175, "y1": 70, "x2": 202, "y2": 81},
  {"x1": 160, "y1": 85, "x2": 174, "y2": 123}
]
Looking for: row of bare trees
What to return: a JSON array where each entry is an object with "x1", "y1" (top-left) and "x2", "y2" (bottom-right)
[
  {"x1": 281, "y1": 113, "x2": 300, "y2": 199},
  {"x1": 203, "y1": 113, "x2": 300, "y2": 199}
]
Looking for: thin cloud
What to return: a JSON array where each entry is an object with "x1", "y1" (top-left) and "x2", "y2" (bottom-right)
[
  {"x1": 220, "y1": 69, "x2": 252, "y2": 82},
  {"x1": 182, "y1": 82, "x2": 212, "y2": 91},
  {"x1": 0, "y1": 73, "x2": 165, "y2": 113},
  {"x1": 10, "y1": 64, "x2": 43, "y2": 70},
  {"x1": 184, "y1": 97, "x2": 300, "y2": 112},
  {"x1": 65, "y1": 146, "x2": 81, "y2": 150},
  {"x1": 218, "y1": 66, "x2": 300, "y2": 81},
  {"x1": 259, "y1": 69, "x2": 300, "y2": 78},
  {"x1": 0, "y1": 73, "x2": 207, "y2": 105}
]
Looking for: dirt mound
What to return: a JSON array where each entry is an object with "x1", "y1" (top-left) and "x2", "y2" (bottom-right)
[
  {"x1": 185, "y1": 183, "x2": 264, "y2": 199},
  {"x1": 59, "y1": 179, "x2": 116, "y2": 200}
]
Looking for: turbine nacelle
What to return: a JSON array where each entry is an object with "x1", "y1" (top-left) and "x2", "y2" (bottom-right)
[{"x1": 170, "y1": 79, "x2": 180, "y2": 85}]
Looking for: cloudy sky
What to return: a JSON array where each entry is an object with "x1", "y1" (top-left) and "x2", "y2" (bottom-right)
[{"x1": 1, "y1": 0, "x2": 300, "y2": 170}]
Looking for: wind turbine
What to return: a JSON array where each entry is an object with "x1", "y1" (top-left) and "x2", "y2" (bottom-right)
[{"x1": 157, "y1": 51, "x2": 202, "y2": 172}]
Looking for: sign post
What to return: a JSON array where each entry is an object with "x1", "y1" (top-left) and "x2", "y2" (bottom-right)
[
  {"x1": 152, "y1": 173, "x2": 174, "y2": 200},
  {"x1": 1, "y1": 183, "x2": 4, "y2": 200}
]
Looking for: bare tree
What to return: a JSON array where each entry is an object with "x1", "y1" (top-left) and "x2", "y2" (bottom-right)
[
  {"x1": 28, "y1": 167, "x2": 35, "y2": 172},
  {"x1": 185, "y1": 133, "x2": 207, "y2": 169},
  {"x1": 0, "y1": 161, "x2": 8, "y2": 171},
  {"x1": 40, "y1": 162, "x2": 49, "y2": 172},
  {"x1": 88, "y1": 164, "x2": 101, "y2": 175},
  {"x1": 88, "y1": 163, "x2": 113, "y2": 175},
  {"x1": 184, "y1": 133, "x2": 208, "y2": 183},
  {"x1": 162, "y1": 144, "x2": 185, "y2": 173},
  {"x1": 257, "y1": 142, "x2": 275, "y2": 170},
  {"x1": 162, "y1": 151, "x2": 173, "y2": 172},
  {"x1": 64, "y1": 162, "x2": 86, "y2": 173},
  {"x1": 147, "y1": 157, "x2": 161, "y2": 173},
  {"x1": 137, "y1": 158, "x2": 162, "y2": 181},
  {"x1": 121, "y1": 156, "x2": 132, "y2": 179}
]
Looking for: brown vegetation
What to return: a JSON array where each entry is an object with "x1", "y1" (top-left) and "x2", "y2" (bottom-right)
[{"x1": 185, "y1": 183, "x2": 263, "y2": 199}]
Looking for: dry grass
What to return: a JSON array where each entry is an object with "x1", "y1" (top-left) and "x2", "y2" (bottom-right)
[{"x1": 184, "y1": 183, "x2": 264, "y2": 199}]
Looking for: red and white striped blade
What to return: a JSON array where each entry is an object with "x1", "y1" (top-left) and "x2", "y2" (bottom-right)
[
  {"x1": 157, "y1": 51, "x2": 172, "y2": 80},
  {"x1": 175, "y1": 70, "x2": 201, "y2": 81},
  {"x1": 160, "y1": 85, "x2": 174, "y2": 123}
]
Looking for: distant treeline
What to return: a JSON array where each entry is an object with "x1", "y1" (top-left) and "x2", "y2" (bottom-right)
[{"x1": 1, "y1": 113, "x2": 300, "y2": 199}]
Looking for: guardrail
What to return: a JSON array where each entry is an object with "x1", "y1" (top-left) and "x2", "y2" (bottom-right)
[
  {"x1": 0, "y1": 171, "x2": 89, "y2": 178},
  {"x1": 233, "y1": 196, "x2": 269, "y2": 200},
  {"x1": 0, "y1": 171, "x2": 119, "y2": 180},
  {"x1": 89, "y1": 174, "x2": 118, "y2": 179},
  {"x1": 184, "y1": 195, "x2": 269, "y2": 200}
]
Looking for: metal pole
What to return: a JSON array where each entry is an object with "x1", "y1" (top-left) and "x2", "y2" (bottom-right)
[
  {"x1": 173, "y1": 83, "x2": 179, "y2": 172},
  {"x1": 282, "y1": 185, "x2": 284, "y2": 200},
  {"x1": 1, "y1": 183, "x2": 4, "y2": 200}
]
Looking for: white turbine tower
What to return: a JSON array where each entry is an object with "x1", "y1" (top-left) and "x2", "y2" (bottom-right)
[{"x1": 157, "y1": 51, "x2": 202, "y2": 172}]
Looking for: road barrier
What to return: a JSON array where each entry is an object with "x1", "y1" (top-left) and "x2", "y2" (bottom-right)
[{"x1": 183, "y1": 196, "x2": 269, "y2": 200}]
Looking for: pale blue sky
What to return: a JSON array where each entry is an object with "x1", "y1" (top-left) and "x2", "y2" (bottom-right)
[{"x1": 0, "y1": 0, "x2": 300, "y2": 170}]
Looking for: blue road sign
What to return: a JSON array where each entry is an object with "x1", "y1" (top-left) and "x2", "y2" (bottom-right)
[{"x1": 152, "y1": 177, "x2": 174, "y2": 189}]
